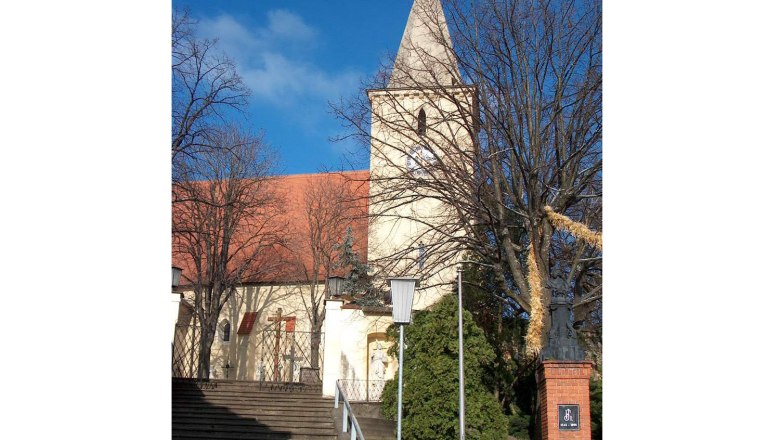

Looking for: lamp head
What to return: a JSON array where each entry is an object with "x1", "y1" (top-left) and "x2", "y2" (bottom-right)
[{"x1": 388, "y1": 277, "x2": 418, "y2": 324}]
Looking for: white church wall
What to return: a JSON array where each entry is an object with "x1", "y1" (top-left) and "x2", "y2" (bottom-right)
[
  {"x1": 179, "y1": 282, "x2": 328, "y2": 380},
  {"x1": 322, "y1": 300, "x2": 398, "y2": 397}
]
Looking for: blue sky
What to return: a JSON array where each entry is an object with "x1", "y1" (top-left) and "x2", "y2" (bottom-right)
[{"x1": 174, "y1": 0, "x2": 416, "y2": 175}]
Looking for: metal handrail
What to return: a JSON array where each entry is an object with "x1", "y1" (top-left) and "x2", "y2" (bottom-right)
[{"x1": 335, "y1": 380, "x2": 365, "y2": 440}]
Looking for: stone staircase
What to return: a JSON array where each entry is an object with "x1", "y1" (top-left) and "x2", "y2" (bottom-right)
[
  {"x1": 334, "y1": 402, "x2": 396, "y2": 440},
  {"x1": 173, "y1": 379, "x2": 338, "y2": 440},
  {"x1": 353, "y1": 417, "x2": 395, "y2": 440}
]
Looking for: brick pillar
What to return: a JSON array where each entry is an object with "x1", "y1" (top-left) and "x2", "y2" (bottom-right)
[{"x1": 537, "y1": 361, "x2": 593, "y2": 440}]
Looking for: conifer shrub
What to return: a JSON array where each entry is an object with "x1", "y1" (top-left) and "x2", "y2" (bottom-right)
[
  {"x1": 380, "y1": 296, "x2": 508, "y2": 439},
  {"x1": 590, "y1": 377, "x2": 602, "y2": 440}
]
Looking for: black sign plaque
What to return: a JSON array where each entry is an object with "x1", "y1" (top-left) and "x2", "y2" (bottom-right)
[{"x1": 558, "y1": 404, "x2": 580, "y2": 431}]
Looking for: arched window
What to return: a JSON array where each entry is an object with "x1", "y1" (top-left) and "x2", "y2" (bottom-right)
[
  {"x1": 222, "y1": 320, "x2": 231, "y2": 342},
  {"x1": 417, "y1": 109, "x2": 427, "y2": 135}
]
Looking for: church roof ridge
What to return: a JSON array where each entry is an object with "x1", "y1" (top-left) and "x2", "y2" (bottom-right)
[{"x1": 271, "y1": 169, "x2": 369, "y2": 180}]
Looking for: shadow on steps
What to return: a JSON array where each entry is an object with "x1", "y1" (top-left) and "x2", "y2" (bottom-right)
[
  {"x1": 174, "y1": 378, "x2": 337, "y2": 440},
  {"x1": 334, "y1": 401, "x2": 395, "y2": 440}
]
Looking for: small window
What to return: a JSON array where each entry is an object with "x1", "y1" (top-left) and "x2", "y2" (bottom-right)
[
  {"x1": 417, "y1": 109, "x2": 427, "y2": 135},
  {"x1": 222, "y1": 320, "x2": 231, "y2": 342},
  {"x1": 418, "y1": 242, "x2": 426, "y2": 270}
]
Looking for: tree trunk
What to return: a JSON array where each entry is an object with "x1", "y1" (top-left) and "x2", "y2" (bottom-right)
[
  {"x1": 310, "y1": 329, "x2": 321, "y2": 370},
  {"x1": 197, "y1": 321, "x2": 216, "y2": 379}
]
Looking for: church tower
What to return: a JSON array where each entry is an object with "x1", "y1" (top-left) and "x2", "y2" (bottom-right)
[{"x1": 367, "y1": 0, "x2": 476, "y2": 310}]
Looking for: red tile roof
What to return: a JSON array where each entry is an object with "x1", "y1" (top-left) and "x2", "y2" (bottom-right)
[
  {"x1": 237, "y1": 312, "x2": 258, "y2": 335},
  {"x1": 173, "y1": 170, "x2": 370, "y2": 286}
]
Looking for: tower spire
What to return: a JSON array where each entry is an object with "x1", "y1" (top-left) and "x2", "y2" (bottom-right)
[{"x1": 389, "y1": 0, "x2": 462, "y2": 88}]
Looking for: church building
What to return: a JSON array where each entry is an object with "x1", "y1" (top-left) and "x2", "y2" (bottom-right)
[{"x1": 172, "y1": 0, "x2": 475, "y2": 401}]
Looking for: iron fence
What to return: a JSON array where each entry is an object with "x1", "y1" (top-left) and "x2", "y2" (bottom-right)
[
  {"x1": 172, "y1": 323, "x2": 200, "y2": 378},
  {"x1": 256, "y1": 330, "x2": 324, "y2": 383},
  {"x1": 171, "y1": 323, "x2": 324, "y2": 384},
  {"x1": 337, "y1": 379, "x2": 390, "y2": 402}
]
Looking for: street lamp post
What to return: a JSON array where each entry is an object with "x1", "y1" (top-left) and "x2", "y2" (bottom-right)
[
  {"x1": 454, "y1": 260, "x2": 495, "y2": 439},
  {"x1": 388, "y1": 277, "x2": 417, "y2": 440},
  {"x1": 457, "y1": 266, "x2": 465, "y2": 440}
]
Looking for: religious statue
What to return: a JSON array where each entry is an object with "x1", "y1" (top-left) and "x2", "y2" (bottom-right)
[
  {"x1": 540, "y1": 268, "x2": 585, "y2": 361},
  {"x1": 547, "y1": 268, "x2": 568, "y2": 297},
  {"x1": 370, "y1": 342, "x2": 388, "y2": 381},
  {"x1": 255, "y1": 363, "x2": 264, "y2": 382}
]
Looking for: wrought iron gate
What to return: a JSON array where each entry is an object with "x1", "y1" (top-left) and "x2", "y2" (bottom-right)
[
  {"x1": 256, "y1": 330, "x2": 324, "y2": 383},
  {"x1": 172, "y1": 324, "x2": 324, "y2": 383},
  {"x1": 172, "y1": 323, "x2": 200, "y2": 378}
]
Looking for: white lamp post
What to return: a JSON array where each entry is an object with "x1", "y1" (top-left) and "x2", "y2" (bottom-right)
[
  {"x1": 457, "y1": 267, "x2": 465, "y2": 440},
  {"x1": 388, "y1": 277, "x2": 417, "y2": 440},
  {"x1": 454, "y1": 260, "x2": 496, "y2": 439}
]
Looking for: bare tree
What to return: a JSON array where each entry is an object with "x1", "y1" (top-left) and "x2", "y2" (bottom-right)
[
  {"x1": 172, "y1": 9, "x2": 251, "y2": 168},
  {"x1": 292, "y1": 173, "x2": 367, "y2": 369},
  {"x1": 173, "y1": 124, "x2": 286, "y2": 379},
  {"x1": 334, "y1": 0, "x2": 601, "y2": 351}
]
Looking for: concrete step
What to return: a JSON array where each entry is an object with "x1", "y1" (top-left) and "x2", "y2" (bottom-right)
[
  {"x1": 173, "y1": 378, "x2": 337, "y2": 440},
  {"x1": 356, "y1": 417, "x2": 395, "y2": 439},
  {"x1": 173, "y1": 416, "x2": 334, "y2": 430},
  {"x1": 173, "y1": 406, "x2": 333, "y2": 418},
  {"x1": 172, "y1": 384, "x2": 323, "y2": 394},
  {"x1": 173, "y1": 379, "x2": 322, "y2": 394},
  {"x1": 174, "y1": 431, "x2": 336, "y2": 440},
  {"x1": 173, "y1": 423, "x2": 336, "y2": 437},
  {"x1": 173, "y1": 387, "x2": 324, "y2": 397},
  {"x1": 333, "y1": 404, "x2": 396, "y2": 440},
  {"x1": 172, "y1": 396, "x2": 334, "y2": 409},
  {"x1": 173, "y1": 389, "x2": 327, "y2": 398},
  {"x1": 174, "y1": 436, "x2": 336, "y2": 440}
]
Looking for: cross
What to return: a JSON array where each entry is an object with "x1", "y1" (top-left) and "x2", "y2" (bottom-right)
[{"x1": 267, "y1": 308, "x2": 295, "y2": 381}]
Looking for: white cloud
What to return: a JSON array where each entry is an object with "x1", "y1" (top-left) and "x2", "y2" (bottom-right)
[
  {"x1": 197, "y1": 10, "x2": 362, "y2": 106},
  {"x1": 242, "y1": 52, "x2": 362, "y2": 105},
  {"x1": 265, "y1": 9, "x2": 316, "y2": 41}
]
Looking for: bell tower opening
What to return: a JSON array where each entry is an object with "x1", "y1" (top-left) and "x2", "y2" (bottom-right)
[{"x1": 417, "y1": 108, "x2": 427, "y2": 135}]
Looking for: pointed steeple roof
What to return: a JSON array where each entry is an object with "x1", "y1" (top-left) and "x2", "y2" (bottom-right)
[{"x1": 389, "y1": 0, "x2": 462, "y2": 88}]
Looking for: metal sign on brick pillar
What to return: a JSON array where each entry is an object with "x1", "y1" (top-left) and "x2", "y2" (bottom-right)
[{"x1": 558, "y1": 404, "x2": 580, "y2": 431}]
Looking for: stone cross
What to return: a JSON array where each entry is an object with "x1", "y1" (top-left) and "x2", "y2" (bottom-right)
[{"x1": 267, "y1": 308, "x2": 295, "y2": 381}]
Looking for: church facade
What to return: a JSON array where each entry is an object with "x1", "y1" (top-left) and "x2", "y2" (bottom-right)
[{"x1": 172, "y1": 0, "x2": 474, "y2": 400}]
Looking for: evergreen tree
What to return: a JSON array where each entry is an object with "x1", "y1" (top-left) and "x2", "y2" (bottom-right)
[
  {"x1": 335, "y1": 227, "x2": 380, "y2": 305},
  {"x1": 381, "y1": 296, "x2": 507, "y2": 439},
  {"x1": 460, "y1": 256, "x2": 538, "y2": 439},
  {"x1": 590, "y1": 377, "x2": 602, "y2": 440}
]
